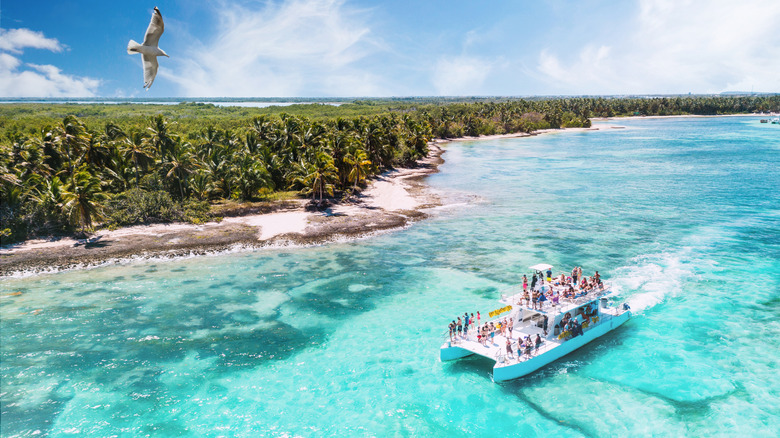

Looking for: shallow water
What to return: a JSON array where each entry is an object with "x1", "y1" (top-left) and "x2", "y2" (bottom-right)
[{"x1": 2, "y1": 117, "x2": 778, "y2": 436}]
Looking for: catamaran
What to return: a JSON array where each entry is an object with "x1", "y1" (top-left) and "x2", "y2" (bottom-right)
[{"x1": 440, "y1": 264, "x2": 631, "y2": 382}]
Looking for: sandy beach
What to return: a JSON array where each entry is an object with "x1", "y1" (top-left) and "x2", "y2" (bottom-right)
[
  {"x1": 0, "y1": 124, "x2": 623, "y2": 277},
  {"x1": 0, "y1": 144, "x2": 445, "y2": 277}
]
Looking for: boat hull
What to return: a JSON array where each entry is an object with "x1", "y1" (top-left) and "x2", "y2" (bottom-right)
[
  {"x1": 440, "y1": 342, "x2": 476, "y2": 361},
  {"x1": 492, "y1": 311, "x2": 631, "y2": 382}
]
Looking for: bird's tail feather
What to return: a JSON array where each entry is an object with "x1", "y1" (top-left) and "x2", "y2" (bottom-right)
[{"x1": 127, "y1": 40, "x2": 142, "y2": 54}]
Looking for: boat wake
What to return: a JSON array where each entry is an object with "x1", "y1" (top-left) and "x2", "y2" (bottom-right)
[{"x1": 609, "y1": 248, "x2": 701, "y2": 313}]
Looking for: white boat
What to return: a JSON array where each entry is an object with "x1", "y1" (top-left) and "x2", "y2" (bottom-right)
[{"x1": 440, "y1": 266, "x2": 631, "y2": 382}]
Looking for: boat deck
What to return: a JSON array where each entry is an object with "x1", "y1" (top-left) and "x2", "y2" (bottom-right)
[
  {"x1": 499, "y1": 283, "x2": 611, "y2": 317},
  {"x1": 446, "y1": 322, "x2": 561, "y2": 366},
  {"x1": 445, "y1": 307, "x2": 625, "y2": 368}
]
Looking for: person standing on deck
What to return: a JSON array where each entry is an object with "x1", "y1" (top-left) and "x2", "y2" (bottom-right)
[
  {"x1": 506, "y1": 339, "x2": 514, "y2": 358},
  {"x1": 522, "y1": 275, "x2": 528, "y2": 292},
  {"x1": 531, "y1": 273, "x2": 537, "y2": 291}
]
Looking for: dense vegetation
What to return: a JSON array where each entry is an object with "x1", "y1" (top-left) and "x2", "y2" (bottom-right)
[{"x1": 1, "y1": 95, "x2": 778, "y2": 243}]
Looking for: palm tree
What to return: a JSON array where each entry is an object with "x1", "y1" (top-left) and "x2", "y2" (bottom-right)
[
  {"x1": 146, "y1": 115, "x2": 176, "y2": 162},
  {"x1": 196, "y1": 126, "x2": 222, "y2": 159},
  {"x1": 61, "y1": 167, "x2": 107, "y2": 232},
  {"x1": 251, "y1": 115, "x2": 275, "y2": 144},
  {"x1": 16, "y1": 138, "x2": 53, "y2": 180},
  {"x1": 202, "y1": 146, "x2": 234, "y2": 199},
  {"x1": 327, "y1": 128, "x2": 357, "y2": 189},
  {"x1": 121, "y1": 130, "x2": 154, "y2": 188},
  {"x1": 53, "y1": 115, "x2": 91, "y2": 178},
  {"x1": 294, "y1": 151, "x2": 338, "y2": 202},
  {"x1": 189, "y1": 170, "x2": 211, "y2": 201},
  {"x1": 164, "y1": 140, "x2": 198, "y2": 200},
  {"x1": 233, "y1": 153, "x2": 272, "y2": 201},
  {"x1": 345, "y1": 149, "x2": 371, "y2": 194}
]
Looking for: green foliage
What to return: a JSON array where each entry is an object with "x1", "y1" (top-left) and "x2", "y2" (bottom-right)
[
  {"x1": 182, "y1": 199, "x2": 211, "y2": 224},
  {"x1": 105, "y1": 188, "x2": 182, "y2": 226},
  {"x1": 2, "y1": 95, "x2": 778, "y2": 242}
]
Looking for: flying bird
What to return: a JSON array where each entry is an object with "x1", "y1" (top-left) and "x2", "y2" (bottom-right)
[{"x1": 127, "y1": 7, "x2": 169, "y2": 89}]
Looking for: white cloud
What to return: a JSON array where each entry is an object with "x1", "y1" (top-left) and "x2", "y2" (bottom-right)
[
  {"x1": 0, "y1": 28, "x2": 64, "y2": 54},
  {"x1": 163, "y1": 0, "x2": 385, "y2": 97},
  {"x1": 537, "y1": 0, "x2": 780, "y2": 94},
  {"x1": 432, "y1": 56, "x2": 492, "y2": 96},
  {"x1": 0, "y1": 28, "x2": 99, "y2": 97}
]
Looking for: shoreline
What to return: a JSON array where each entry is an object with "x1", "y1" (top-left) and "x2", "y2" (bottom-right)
[
  {"x1": 0, "y1": 145, "x2": 445, "y2": 277},
  {"x1": 593, "y1": 113, "x2": 770, "y2": 121},
  {"x1": 0, "y1": 124, "x2": 621, "y2": 278}
]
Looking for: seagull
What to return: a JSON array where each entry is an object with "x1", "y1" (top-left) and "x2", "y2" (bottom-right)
[{"x1": 127, "y1": 7, "x2": 169, "y2": 89}]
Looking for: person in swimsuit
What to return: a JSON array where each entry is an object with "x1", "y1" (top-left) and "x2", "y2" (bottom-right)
[
  {"x1": 522, "y1": 275, "x2": 528, "y2": 292},
  {"x1": 506, "y1": 339, "x2": 513, "y2": 358},
  {"x1": 508, "y1": 317, "x2": 514, "y2": 338},
  {"x1": 533, "y1": 291, "x2": 540, "y2": 310}
]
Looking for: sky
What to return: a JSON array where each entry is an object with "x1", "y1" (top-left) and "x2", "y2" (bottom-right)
[{"x1": 1, "y1": 0, "x2": 779, "y2": 98}]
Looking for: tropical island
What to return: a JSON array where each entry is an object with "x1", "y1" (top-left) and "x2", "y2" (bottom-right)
[{"x1": 1, "y1": 95, "x2": 778, "y2": 274}]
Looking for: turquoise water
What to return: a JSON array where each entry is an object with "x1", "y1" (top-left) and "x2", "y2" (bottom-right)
[{"x1": 2, "y1": 117, "x2": 778, "y2": 436}]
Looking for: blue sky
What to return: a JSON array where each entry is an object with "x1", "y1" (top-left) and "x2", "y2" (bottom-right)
[{"x1": 1, "y1": 0, "x2": 779, "y2": 97}]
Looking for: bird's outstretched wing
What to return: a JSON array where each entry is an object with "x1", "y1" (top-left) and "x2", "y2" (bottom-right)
[
  {"x1": 142, "y1": 54, "x2": 159, "y2": 89},
  {"x1": 142, "y1": 7, "x2": 164, "y2": 47}
]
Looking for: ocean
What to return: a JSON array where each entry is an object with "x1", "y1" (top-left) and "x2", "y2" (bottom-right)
[{"x1": 1, "y1": 116, "x2": 778, "y2": 436}]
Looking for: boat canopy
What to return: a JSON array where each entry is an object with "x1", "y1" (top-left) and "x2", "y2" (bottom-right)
[{"x1": 529, "y1": 263, "x2": 553, "y2": 271}]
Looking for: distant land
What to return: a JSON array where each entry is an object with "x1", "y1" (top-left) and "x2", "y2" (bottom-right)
[{"x1": 1, "y1": 93, "x2": 778, "y2": 106}]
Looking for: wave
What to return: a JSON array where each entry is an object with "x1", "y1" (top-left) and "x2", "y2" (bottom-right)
[{"x1": 609, "y1": 248, "x2": 701, "y2": 313}]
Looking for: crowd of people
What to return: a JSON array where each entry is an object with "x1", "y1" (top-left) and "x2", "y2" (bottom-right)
[
  {"x1": 447, "y1": 312, "x2": 545, "y2": 361},
  {"x1": 446, "y1": 267, "x2": 606, "y2": 360},
  {"x1": 519, "y1": 267, "x2": 604, "y2": 311},
  {"x1": 447, "y1": 311, "x2": 481, "y2": 342},
  {"x1": 505, "y1": 334, "x2": 544, "y2": 360}
]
